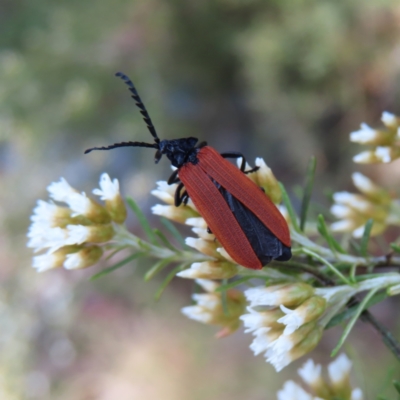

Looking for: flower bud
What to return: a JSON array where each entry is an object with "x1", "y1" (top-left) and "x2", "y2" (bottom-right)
[
  {"x1": 278, "y1": 296, "x2": 327, "y2": 335},
  {"x1": 48, "y1": 178, "x2": 111, "y2": 223},
  {"x1": 244, "y1": 283, "x2": 315, "y2": 308},
  {"x1": 185, "y1": 217, "x2": 207, "y2": 228},
  {"x1": 152, "y1": 204, "x2": 197, "y2": 224},
  {"x1": 63, "y1": 245, "x2": 103, "y2": 270},
  {"x1": 66, "y1": 224, "x2": 114, "y2": 245},
  {"x1": 350, "y1": 123, "x2": 393, "y2": 146},
  {"x1": 182, "y1": 285, "x2": 246, "y2": 337},
  {"x1": 381, "y1": 111, "x2": 400, "y2": 129},
  {"x1": 176, "y1": 261, "x2": 238, "y2": 280},
  {"x1": 191, "y1": 227, "x2": 215, "y2": 241},
  {"x1": 216, "y1": 247, "x2": 237, "y2": 264},
  {"x1": 277, "y1": 324, "x2": 323, "y2": 371},
  {"x1": 327, "y1": 353, "x2": 353, "y2": 399},
  {"x1": 254, "y1": 158, "x2": 282, "y2": 204},
  {"x1": 185, "y1": 237, "x2": 222, "y2": 259},
  {"x1": 151, "y1": 181, "x2": 177, "y2": 205},
  {"x1": 32, "y1": 245, "x2": 82, "y2": 272},
  {"x1": 93, "y1": 173, "x2": 127, "y2": 223},
  {"x1": 266, "y1": 322, "x2": 322, "y2": 371},
  {"x1": 240, "y1": 306, "x2": 285, "y2": 332},
  {"x1": 297, "y1": 359, "x2": 330, "y2": 398}
]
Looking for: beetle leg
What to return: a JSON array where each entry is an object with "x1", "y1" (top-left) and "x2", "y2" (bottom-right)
[
  {"x1": 220, "y1": 152, "x2": 259, "y2": 174},
  {"x1": 174, "y1": 182, "x2": 190, "y2": 207},
  {"x1": 168, "y1": 169, "x2": 180, "y2": 185}
]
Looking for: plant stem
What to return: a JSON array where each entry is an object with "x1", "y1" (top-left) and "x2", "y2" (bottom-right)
[{"x1": 360, "y1": 309, "x2": 400, "y2": 362}]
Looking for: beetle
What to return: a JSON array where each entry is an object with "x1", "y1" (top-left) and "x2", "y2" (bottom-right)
[{"x1": 85, "y1": 72, "x2": 291, "y2": 269}]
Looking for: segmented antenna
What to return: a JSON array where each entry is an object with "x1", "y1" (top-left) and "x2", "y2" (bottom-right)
[
  {"x1": 115, "y1": 72, "x2": 160, "y2": 143},
  {"x1": 84, "y1": 141, "x2": 158, "y2": 154}
]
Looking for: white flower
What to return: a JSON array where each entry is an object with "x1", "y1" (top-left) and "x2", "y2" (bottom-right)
[
  {"x1": 351, "y1": 388, "x2": 363, "y2": 400},
  {"x1": 176, "y1": 261, "x2": 237, "y2": 280},
  {"x1": 277, "y1": 381, "x2": 318, "y2": 400},
  {"x1": 375, "y1": 146, "x2": 392, "y2": 163},
  {"x1": 244, "y1": 283, "x2": 314, "y2": 308},
  {"x1": 185, "y1": 217, "x2": 207, "y2": 228},
  {"x1": 297, "y1": 359, "x2": 321, "y2": 387},
  {"x1": 267, "y1": 323, "x2": 322, "y2": 372},
  {"x1": 350, "y1": 123, "x2": 380, "y2": 144},
  {"x1": 151, "y1": 181, "x2": 177, "y2": 205},
  {"x1": 248, "y1": 327, "x2": 283, "y2": 356},
  {"x1": 27, "y1": 226, "x2": 68, "y2": 253},
  {"x1": 30, "y1": 200, "x2": 70, "y2": 226},
  {"x1": 240, "y1": 306, "x2": 284, "y2": 333},
  {"x1": 277, "y1": 355, "x2": 363, "y2": 400},
  {"x1": 65, "y1": 225, "x2": 90, "y2": 245},
  {"x1": 278, "y1": 305, "x2": 304, "y2": 335},
  {"x1": 47, "y1": 177, "x2": 77, "y2": 202},
  {"x1": 328, "y1": 353, "x2": 352, "y2": 385},
  {"x1": 93, "y1": 173, "x2": 120, "y2": 201},
  {"x1": 63, "y1": 246, "x2": 103, "y2": 270},
  {"x1": 181, "y1": 294, "x2": 218, "y2": 324},
  {"x1": 33, "y1": 253, "x2": 64, "y2": 273},
  {"x1": 351, "y1": 172, "x2": 380, "y2": 197},
  {"x1": 381, "y1": 111, "x2": 398, "y2": 128},
  {"x1": 352, "y1": 151, "x2": 376, "y2": 163},
  {"x1": 152, "y1": 204, "x2": 196, "y2": 224}
]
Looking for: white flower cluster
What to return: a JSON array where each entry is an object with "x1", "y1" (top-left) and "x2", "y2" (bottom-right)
[
  {"x1": 351, "y1": 111, "x2": 400, "y2": 164},
  {"x1": 240, "y1": 283, "x2": 326, "y2": 371},
  {"x1": 330, "y1": 172, "x2": 396, "y2": 238},
  {"x1": 277, "y1": 354, "x2": 363, "y2": 400},
  {"x1": 27, "y1": 173, "x2": 126, "y2": 272}
]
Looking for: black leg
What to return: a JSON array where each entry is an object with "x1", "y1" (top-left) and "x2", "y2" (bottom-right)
[
  {"x1": 174, "y1": 182, "x2": 189, "y2": 206},
  {"x1": 168, "y1": 169, "x2": 180, "y2": 185},
  {"x1": 220, "y1": 152, "x2": 259, "y2": 174}
]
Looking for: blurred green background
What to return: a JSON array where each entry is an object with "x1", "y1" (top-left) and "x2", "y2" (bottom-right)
[{"x1": 2, "y1": 0, "x2": 400, "y2": 398}]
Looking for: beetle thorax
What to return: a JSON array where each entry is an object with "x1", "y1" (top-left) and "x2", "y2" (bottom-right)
[{"x1": 159, "y1": 137, "x2": 199, "y2": 168}]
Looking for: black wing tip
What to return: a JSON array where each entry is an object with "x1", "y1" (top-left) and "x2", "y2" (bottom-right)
[{"x1": 84, "y1": 148, "x2": 92, "y2": 154}]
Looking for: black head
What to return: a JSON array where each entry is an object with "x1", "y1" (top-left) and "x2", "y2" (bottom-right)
[{"x1": 84, "y1": 72, "x2": 203, "y2": 168}]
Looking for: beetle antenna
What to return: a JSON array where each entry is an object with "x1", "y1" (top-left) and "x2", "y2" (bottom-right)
[
  {"x1": 115, "y1": 72, "x2": 160, "y2": 144},
  {"x1": 84, "y1": 141, "x2": 158, "y2": 154}
]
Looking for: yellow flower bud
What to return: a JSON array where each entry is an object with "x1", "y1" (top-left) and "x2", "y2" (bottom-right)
[
  {"x1": 63, "y1": 245, "x2": 103, "y2": 270},
  {"x1": 177, "y1": 261, "x2": 238, "y2": 280}
]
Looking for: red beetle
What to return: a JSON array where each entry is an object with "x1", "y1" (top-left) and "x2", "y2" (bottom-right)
[{"x1": 85, "y1": 72, "x2": 291, "y2": 269}]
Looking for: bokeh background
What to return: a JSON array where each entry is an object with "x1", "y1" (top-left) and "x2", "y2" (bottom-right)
[{"x1": 2, "y1": 0, "x2": 400, "y2": 398}]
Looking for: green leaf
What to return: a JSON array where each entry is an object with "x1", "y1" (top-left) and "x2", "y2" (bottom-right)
[
  {"x1": 360, "y1": 218, "x2": 374, "y2": 257},
  {"x1": 221, "y1": 278, "x2": 229, "y2": 316},
  {"x1": 215, "y1": 277, "x2": 251, "y2": 292},
  {"x1": 154, "y1": 263, "x2": 186, "y2": 300},
  {"x1": 302, "y1": 248, "x2": 351, "y2": 285},
  {"x1": 390, "y1": 243, "x2": 400, "y2": 253},
  {"x1": 144, "y1": 256, "x2": 177, "y2": 281},
  {"x1": 317, "y1": 214, "x2": 346, "y2": 254},
  {"x1": 331, "y1": 287, "x2": 380, "y2": 356},
  {"x1": 90, "y1": 252, "x2": 146, "y2": 280},
  {"x1": 126, "y1": 197, "x2": 157, "y2": 243},
  {"x1": 279, "y1": 182, "x2": 300, "y2": 232},
  {"x1": 153, "y1": 229, "x2": 179, "y2": 251},
  {"x1": 300, "y1": 156, "x2": 316, "y2": 231},
  {"x1": 160, "y1": 217, "x2": 188, "y2": 248},
  {"x1": 105, "y1": 245, "x2": 129, "y2": 260},
  {"x1": 325, "y1": 290, "x2": 387, "y2": 329},
  {"x1": 393, "y1": 380, "x2": 400, "y2": 394},
  {"x1": 377, "y1": 396, "x2": 390, "y2": 400}
]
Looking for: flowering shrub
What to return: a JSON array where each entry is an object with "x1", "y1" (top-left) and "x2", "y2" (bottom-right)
[{"x1": 27, "y1": 112, "x2": 400, "y2": 397}]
